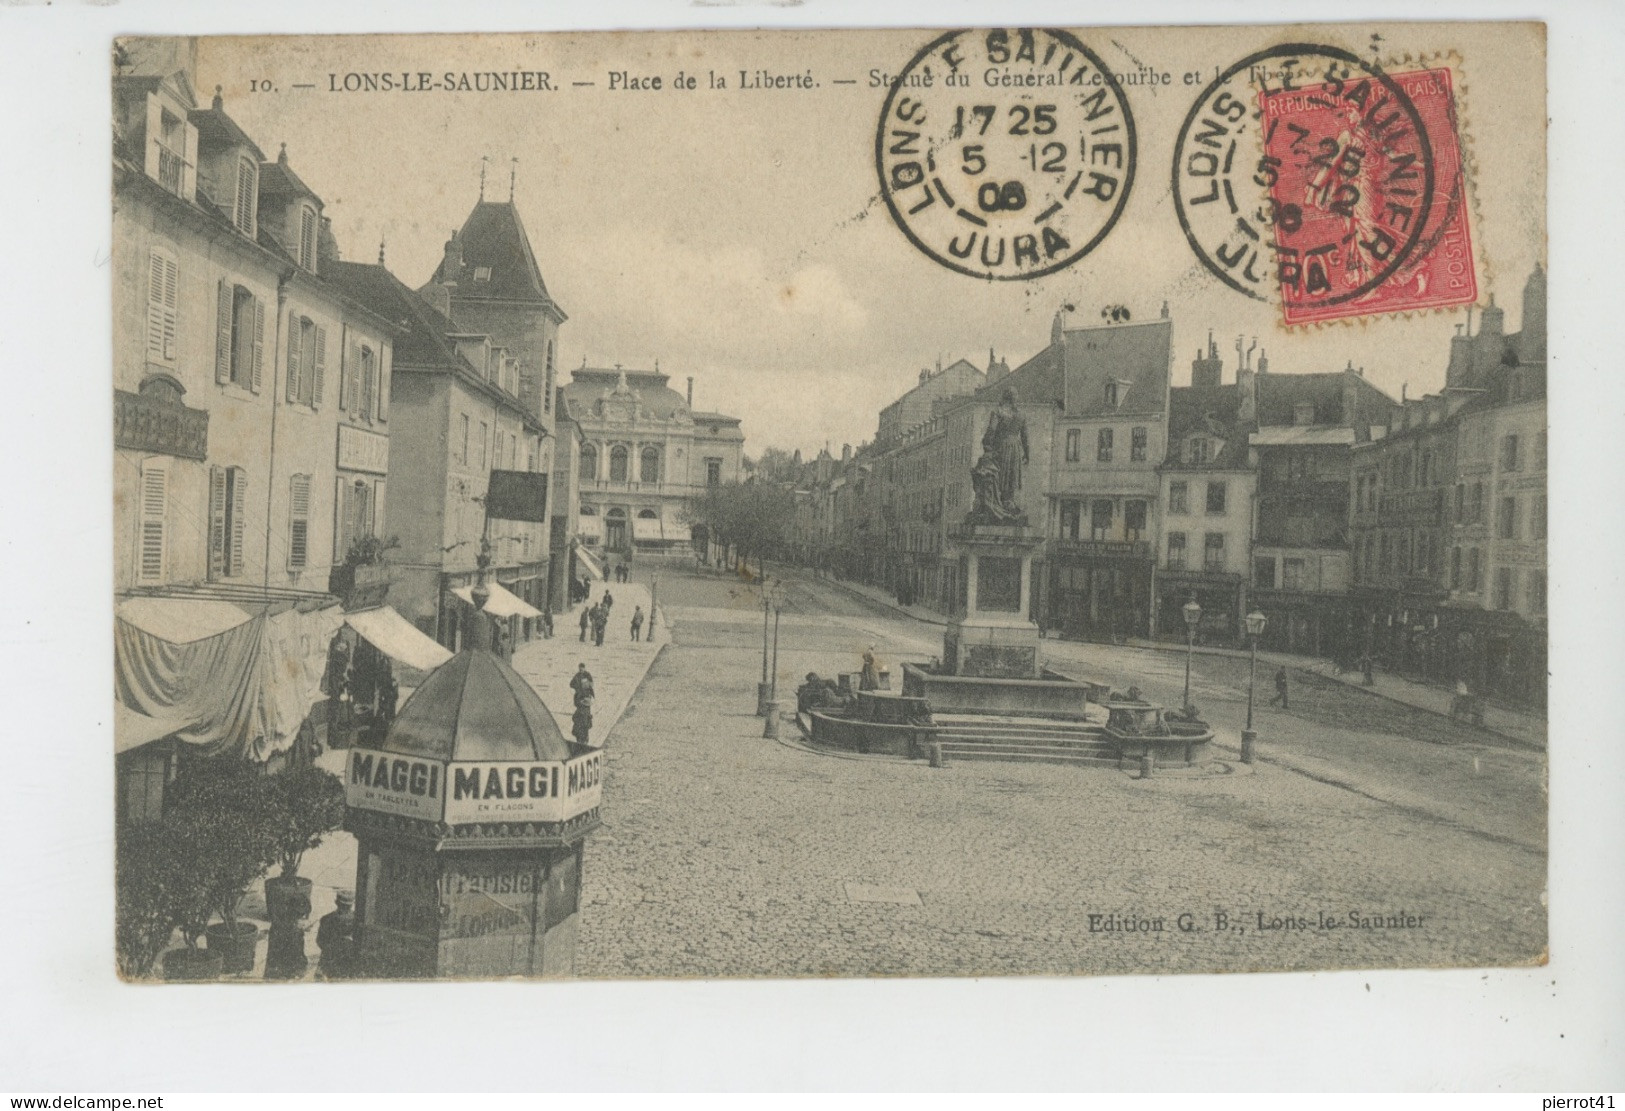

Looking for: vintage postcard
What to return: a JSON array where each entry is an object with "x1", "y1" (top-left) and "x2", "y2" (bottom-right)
[{"x1": 111, "y1": 23, "x2": 1546, "y2": 982}]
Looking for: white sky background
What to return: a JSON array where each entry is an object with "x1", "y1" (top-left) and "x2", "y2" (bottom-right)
[{"x1": 196, "y1": 24, "x2": 1544, "y2": 457}]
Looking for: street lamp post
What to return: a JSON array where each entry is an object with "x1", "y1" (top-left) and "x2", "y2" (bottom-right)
[
  {"x1": 1181, "y1": 596, "x2": 1203, "y2": 715},
  {"x1": 1243, "y1": 609, "x2": 1267, "y2": 764},
  {"x1": 763, "y1": 584, "x2": 784, "y2": 740},
  {"x1": 757, "y1": 579, "x2": 772, "y2": 716}
]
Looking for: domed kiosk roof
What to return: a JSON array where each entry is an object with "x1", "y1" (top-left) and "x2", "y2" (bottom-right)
[{"x1": 381, "y1": 649, "x2": 572, "y2": 763}]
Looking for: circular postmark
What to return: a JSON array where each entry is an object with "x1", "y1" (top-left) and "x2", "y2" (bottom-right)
[
  {"x1": 1172, "y1": 44, "x2": 1436, "y2": 313},
  {"x1": 876, "y1": 28, "x2": 1137, "y2": 281}
]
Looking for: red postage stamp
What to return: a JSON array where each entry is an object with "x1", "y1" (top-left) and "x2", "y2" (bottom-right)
[{"x1": 1258, "y1": 65, "x2": 1476, "y2": 325}]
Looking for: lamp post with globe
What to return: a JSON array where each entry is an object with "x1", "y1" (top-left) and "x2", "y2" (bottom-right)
[
  {"x1": 1181, "y1": 597, "x2": 1203, "y2": 715},
  {"x1": 1242, "y1": 609, "x2": 1267, "y2": 764}
]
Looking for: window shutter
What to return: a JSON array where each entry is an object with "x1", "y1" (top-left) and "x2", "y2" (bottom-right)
[
  {"x1": 146, "y1": 252, "x2": 178, "y2": 363},
  {"x1": 142, "y1": 93, "x2": 163, "y2": 180},
  {"x1": 334, "y1": 476, "x2": 349, "y2": 563},
  {"x1": 181, "y1": 118, "x2": 198, "y2": 201},
  {"x1": 228, "y1": 467, "x2": 247, "y2": 579},
  {"x1": 215, "y1": 281, "x2": 233, "y2": 384},
  {"x1": 250, "y1": 297, "x2": 265, "y2": 392},
  {"x1": 337, "y1": 327, "x2": 351, "y2": 411},
  {"x1": 377, "y1": 343, "x2": 391, "y2": 422},
  {"x1": 286, "y1": 314, "x2": 302, "y2": 403},
  {"x1": 372, "y1": 478, "x2": 386, "y2": 541},
  {"x1": 347, "y1": 340, "x2": 362, "y2": 417},
  {"x1": 288, "y1": 474, "x2": 311, "y2": 570},
  {"x1": 209, "y1": 466, "x2": 227, "y2": 579},
  {"x1": 312, "y1": 325, "x2": 327, "y2": 408},
  {"x1": 138, "y1": 459, "x2": 168, "y2": 583}
]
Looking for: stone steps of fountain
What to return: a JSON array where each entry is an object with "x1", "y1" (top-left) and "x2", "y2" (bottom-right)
[{"x1": 931, "y1": 716, "x2": 1120, "y2": 767}]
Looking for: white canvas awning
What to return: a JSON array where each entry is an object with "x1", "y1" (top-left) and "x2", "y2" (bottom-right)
[
  {"x1": 575, "y1": 545, "x2": 605, "y2": 581},
  {"x1": 116, "y1": 596, "x2": 252, "y2": 643},
  {"x1": 452, "y1": 581, "x2": 544, "y2": 620},
  {"x1": 345, "y1": 606, "x2": 453, "y2": 673},
  {"x1": 632, "y1": 517, "x2": 663, "y2": 540},
  {"x1": 577, "y1": 515, "x2": 603, "y2": 540},
  {"x1": 114, "y1": 701, "x2": 195, "y2": 754}
]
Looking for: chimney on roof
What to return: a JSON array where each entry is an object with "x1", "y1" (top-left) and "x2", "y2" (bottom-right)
[
  {"x1": 442, "y1": 230, "x2": 463, "y2": 287},
  {"x1": 1341, "y1": 374, "x2": 1361, "y2": 429},
  {"x1": 317, "y1": 216, "x2": 341, "y2": 267},
  {"x1": 212, "y1": 85, "x2": 223, "y2": 110},
  {"x1": 1257, "y1": 349, "x2": 1269, "y2": 374},
  {"x1": 1520, "y1": 263, "x2": 1547, "y2": 364},
  {"x1": 1051, "y1": 310, "x2": 1065, "y2": 347},
  {"x1": 1190, "y1": 329, "x2": 1223, "y2": 388},
  {"x1": 919, "y1": 368, "x2": 929, "y2": 385},
  {"x1": 686, "y1": 376, "x2": 693, "y2": 407},
  {"x1": 1161, "y1": 300, "x2": 1169, "y2": 319},
  {"x1": 842, "y1": 443, "x2": 852, "y2": 463}
]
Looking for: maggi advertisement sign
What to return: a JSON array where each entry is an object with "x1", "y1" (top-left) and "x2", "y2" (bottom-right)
[{"x1": 347, "y1": 749, "x2": 602, "y2": 825}]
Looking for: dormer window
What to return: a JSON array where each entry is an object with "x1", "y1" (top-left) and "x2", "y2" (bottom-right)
[
  {"x1": 1188, "y1": 437, "x2": 1212, "y2": 465},
  {"x1": 473, "y1": 266, "x2": 493, "y2": 283},
  {"x1": 1105, "y1": 382, "x2": 1119, "y2": 407},
  {"x1": 156, "y1": 109, "x2": 186, "y2": 196},
  {"x1": 1293, "y1": 400, "x2": 1316, "y2": 426},
  {"x1": 233, "y1": 157, "x2": 257, "y2": 237},
  {"x1": 298, "y1": 205, "x2": 318, "y2": 271}
]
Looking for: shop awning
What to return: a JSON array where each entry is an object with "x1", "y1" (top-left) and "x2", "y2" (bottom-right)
[
  {"x1": 452, "y1": 581, "x2": 544, "y2": 619},
  {"x1": 114, "y1": 701, "x2": 195, "y2": 754},
  {"x1": 575, "y1": 546, "x2": 605, "y2": 581},
  {"x1": 632, "y1": 517, "x2": 663, "y2": 540},
  {"x1": 345, "y1": 606, "x2": 453, "y2": 673},
  {"x1": 577, "y1": 515, "x2": 603, "y2": 540},
  {"x1": 116, "y1": 596, "x2": 252, "y2": 643}
]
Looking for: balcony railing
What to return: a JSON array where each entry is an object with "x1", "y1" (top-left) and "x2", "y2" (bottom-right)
[{"x1": 115, "y1": 388, "x2": 208, "y2": 461}]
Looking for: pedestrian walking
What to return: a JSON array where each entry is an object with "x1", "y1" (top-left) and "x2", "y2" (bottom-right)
[
  {"x1": 1269, "y1": 666, "x2": 1290, "y2": 709},
  {"x1": 602, "y1": 589, "x2": 615, "y2": 614},
  {"x1": 579, "y1": 604, "x2": 590, "y2": 642},
  {"x1": 591, "y1": 604, "x2": 608, "y2": 647},
  {"x1": 572, "y1": 696, "x2": 594, "y2": 746},
  {"x1": 570, "y1": 662, "x2": 595, "y2": 707},
  {"x1": 316, "y1": 891, "x2": 357, "y2": 980},
  {"x1": 860, "y1": 645, "x2": 880, "y2": 691},
  {"x1": 630, "y1": 605, "x2": 644, "y2": 641},
  {"x1": 1361, "y1": 653, "x2": 1375, "y2": 686}
]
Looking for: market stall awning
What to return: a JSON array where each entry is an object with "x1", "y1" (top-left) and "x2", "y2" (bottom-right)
[
  {"x1": 345, "y1": 606, "x2": 453, "y2": 673},
  {"x1": 114, "y1": 701, "x2": 195, "y2": 754},
  {"x1": 575, "y1": 545, "x2": 605, "y2": 581},
  {"x1": 116, "y1": 596, "x2": 252, "y2": 643},
  {"x1": 632, "y1": 517, "x2": 663, "y2": 540},
  {"x1": 452, "y1": 581, "x2": 544, "y2": 620}
]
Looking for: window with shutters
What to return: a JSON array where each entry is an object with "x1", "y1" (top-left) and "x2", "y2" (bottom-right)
[
  {"x1": 460, "y1": 415, "x2": 470, "y2": 465},
  {"x1": 1204, "y1": 533, "x2": 1227, "y2": 573},
  {"x1": 209, "y1": 465, "x2": 248, "y2": 580},
  {"x1": 1124, "y1": 499, "x2": 1147, "y2": 541},
  {"x1": 1097, "y1": 428, "x2": 1113, "y2": 462},
  {"x1": 1166, "y1": 531, "x2": 1186, "y2": 570},
  {"x1": 298, "y1": 205, "x2": 318, "y2": 271},
  {"x1": 228, "y1": 287, "x2": 255, "y2": 386},
  {"x1": 1130, "y1": 426, "x2": 1147, "y2": 462},
  {"x1": 1090, "y1": 499, "x2": 1113, "y2": 541},
  {"x1": 145, "y1": 250, "x2": 179, "y2": 365},
  {"x1": 1064, "y1": 428, "x2": 1080, "y2": 462},
  {"x1": 1498, "y1": 496, "x2": 1517, "y2": 540},
  {"x1": 1059, "y1": 499, "x2": 1081, "y2": 540},
  {"x1": 233, "y1": 158, "x2": 257, "y2": 237},
  {"x1": 351, "y1": 479, "x2": 373, "y2": 547},
  {"x1": 1206, "y1": 480, "x2": 1227, "y2": 515},
  {"x1": 1168, "y1": 481, "x2": 1188, "y2": 515},
  {"x1": 478, "y1": 422, "x2": 489, "y2": 470},
  {"x1": 288, "y1": 473, "x2": 312, "y2": 570},
  {"x1": 137, "y1": 459, "x2": 168, "y2": 583},
  {"x1": 359, "y1": 345, "x2": 376, "y2": 419}
]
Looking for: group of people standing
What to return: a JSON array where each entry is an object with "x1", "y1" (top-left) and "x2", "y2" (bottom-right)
[{"x1": 577, "y1": 587, "x2": 647, "y2": 646}]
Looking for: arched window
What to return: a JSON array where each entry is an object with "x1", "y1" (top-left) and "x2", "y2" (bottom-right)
[
  {"x1": 579, "y1": 444, "x2": 597, "y2": 481},
  {"x1": 637, "y1": 509, "x2": 657, "y2": 519},
  {"x1": 640, "y1": 446, "x2": 660, "y2": 483},
  {"x1": 609, "y1": 445, "x2": 629, "y2": 482}
]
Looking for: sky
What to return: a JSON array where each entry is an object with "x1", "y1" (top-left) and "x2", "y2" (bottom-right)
[{"x1": 194, "y1": 24, "x2": 1545, "y2": 458}]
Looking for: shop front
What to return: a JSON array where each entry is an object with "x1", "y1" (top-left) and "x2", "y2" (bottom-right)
[
  {"x1": 1043, "y1": 540, "x2": 1153, "y2": 643},
  {"x1": 1155, "y1": 571, "x2": 1246, "y2": 646}
]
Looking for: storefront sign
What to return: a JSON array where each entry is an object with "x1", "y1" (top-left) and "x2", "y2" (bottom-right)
[
  {"x1": 346, "y1": 749, "x2": 603, "y2": 824},
  {"x1": 1052, "y1": 539, "x2": 1151, "y2": 560},
  {"x1": 337, "y1": 424, "x2": 390, "y2": 475}
]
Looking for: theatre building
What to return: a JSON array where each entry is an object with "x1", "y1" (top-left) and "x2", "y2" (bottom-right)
[{"x1": 564, "y1": 366, "x2": 744, "y2": 557}]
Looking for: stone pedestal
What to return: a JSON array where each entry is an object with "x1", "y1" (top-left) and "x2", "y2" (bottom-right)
[{"x1": 945, "y1": 525, "x2": 1044, "y2": 679}]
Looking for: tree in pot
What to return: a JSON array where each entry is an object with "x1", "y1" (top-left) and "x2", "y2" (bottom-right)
[
  {"x1": 262, "y1": 761, "x2": 347, "y2": 979},
  {"x1": 164, "y1": 758, "x2": 279, "y2": 976}
]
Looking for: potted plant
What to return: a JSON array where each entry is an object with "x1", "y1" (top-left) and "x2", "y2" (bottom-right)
[
  {"x1": 117, "y1": 818, "x2": 197, "y2": 981},
  {"x1": 262, "y1": 761, "x2": 347, "y2": 979},
  {"x1": 164, "y1": 758, "x2": 279, "y2": 977}
]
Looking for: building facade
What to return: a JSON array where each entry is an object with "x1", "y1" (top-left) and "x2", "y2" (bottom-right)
[{"x1": 563, "y1": 366, "x2": 744, "y2": 557}]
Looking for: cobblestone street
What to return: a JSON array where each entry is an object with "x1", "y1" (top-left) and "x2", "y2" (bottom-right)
[{"x1": 575, "y1": 560, "x2": 1548, "y2": 978}]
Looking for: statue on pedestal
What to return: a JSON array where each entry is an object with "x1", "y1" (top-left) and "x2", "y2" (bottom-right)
[{"x1": 968, "y1": 387, "x2": 1030, "y2": 526}]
